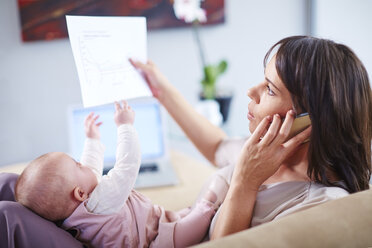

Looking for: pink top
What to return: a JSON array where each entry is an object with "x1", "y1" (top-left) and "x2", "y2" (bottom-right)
[{"x1": 63, "y1": 190, "x2": 185, "y2": 247}]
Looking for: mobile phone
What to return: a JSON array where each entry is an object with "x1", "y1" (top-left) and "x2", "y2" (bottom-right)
[{"x1": 286, "y1": 112, "x2": 311, "y2": 141}]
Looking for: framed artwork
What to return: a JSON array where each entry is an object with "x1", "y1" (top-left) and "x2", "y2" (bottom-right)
[{"x1": 17, "y1": 0, "x2": 225, "y2": 42}]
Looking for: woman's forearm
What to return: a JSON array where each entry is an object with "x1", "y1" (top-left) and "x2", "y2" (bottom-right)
[
  {"x1": 161, "y1": 84, "x2": 227, "y2": 165},
  {"x1": 210, "y1": 184, "x2": 257, "y2": 239},
  {"x1": 130, "y1": 59, "x2": 227, "y2": 165}
]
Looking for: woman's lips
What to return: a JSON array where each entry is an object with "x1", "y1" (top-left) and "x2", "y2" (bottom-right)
[{"x1": 247, "y1": 110, "x2": 255, "y2": 121}]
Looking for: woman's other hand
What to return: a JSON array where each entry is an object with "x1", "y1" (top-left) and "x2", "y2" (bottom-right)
[
  {"x1": 211, "y1": 110, "x2": 311, "y2": 239},
  {"x1": 130, "y1": 59, "x2": 170, "y2": 102},
  {"x1": 232, "y1": 110, "x2": 311, "y2": 191}
]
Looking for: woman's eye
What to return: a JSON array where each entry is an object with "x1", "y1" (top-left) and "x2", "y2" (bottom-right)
[{"x1": 266, "y1": 85, "x2": 275, "y2": 96}]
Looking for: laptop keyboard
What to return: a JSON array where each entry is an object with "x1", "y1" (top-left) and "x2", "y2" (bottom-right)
[
  {"x1": 103, "y1": 163, "x2": 158, "y2": 175},
  {"x1": 139, "y1": 163, "x2": 158, "y2": 173}
]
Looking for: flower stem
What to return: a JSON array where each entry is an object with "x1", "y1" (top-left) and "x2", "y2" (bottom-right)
[{"x1": 192, "y1": 21, "x2": 207, "y2": 69}]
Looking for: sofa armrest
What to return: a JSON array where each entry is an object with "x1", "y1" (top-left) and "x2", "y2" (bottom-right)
[{"x1": 196, "y1": 189, "x2": 372, "y2": 248}]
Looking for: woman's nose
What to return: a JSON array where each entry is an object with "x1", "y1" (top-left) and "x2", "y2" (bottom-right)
[{"x1": 247, "y1": 85, "x2": 260, "y2": 103}]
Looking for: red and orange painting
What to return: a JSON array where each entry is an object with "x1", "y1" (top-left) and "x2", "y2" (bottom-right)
[{"x1": 17, "y1": 0, "x2": 225, "y2": 42}]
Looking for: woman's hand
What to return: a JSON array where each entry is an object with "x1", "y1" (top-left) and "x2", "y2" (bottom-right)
[
  {"x1": 130, "y1": 59, "x2": 171, "y2": 102},
  {"x1": 232, "y1": 110, "x2": 311, "y2": 191},
  {"x1": 211, "y1": 110, "x2": 311, "y2": 239}
]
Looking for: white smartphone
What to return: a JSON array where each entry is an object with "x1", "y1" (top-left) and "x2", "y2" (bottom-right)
[{"x1": 286, "y1": 112, "x2": 311, "y2": 141}]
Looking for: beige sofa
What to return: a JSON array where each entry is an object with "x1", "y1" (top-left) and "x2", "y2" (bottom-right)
[
  {"x1": 197, "y1": 188, "x2": 372, "y2": 247},
  {"x1": 1, "y1": 151, "x2": 371, "y2": 247}
]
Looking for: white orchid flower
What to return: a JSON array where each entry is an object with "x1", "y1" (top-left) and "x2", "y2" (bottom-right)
[{"x1": 173, "y1": 0, "x2": 207, "y2": 23}]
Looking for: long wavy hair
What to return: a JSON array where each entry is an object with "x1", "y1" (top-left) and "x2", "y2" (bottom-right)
[{"x1": 264, "y1": 36, "x2": 372, "y2": 193}]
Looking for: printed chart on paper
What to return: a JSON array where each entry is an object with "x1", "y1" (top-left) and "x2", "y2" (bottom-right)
[{"x1": 66, "y1": 16, "x2": 152, "y2": 107}]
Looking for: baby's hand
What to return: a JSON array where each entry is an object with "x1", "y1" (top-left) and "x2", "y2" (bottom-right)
[
  {"x1": 114, "y1": 100, "x2": 135, "y2": 126},
  {"x1": 85, "y1": 112, "x2": 102, "y2": 140}
]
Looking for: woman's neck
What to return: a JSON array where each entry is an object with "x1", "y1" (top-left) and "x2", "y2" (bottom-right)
[{"x1": 264, "y1": 142, "x2": 310, "y2": 184}]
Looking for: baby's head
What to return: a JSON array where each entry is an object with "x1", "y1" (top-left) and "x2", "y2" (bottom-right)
[{"x1": 15, "y1": 152, "x2": 98, "y2": 221}]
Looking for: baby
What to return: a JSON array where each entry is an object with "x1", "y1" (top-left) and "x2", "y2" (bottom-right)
[{"x1": 15, "y1": 100, "x2": 229, "y2": 248}]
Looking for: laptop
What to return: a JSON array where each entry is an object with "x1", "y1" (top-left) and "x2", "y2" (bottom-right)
[{"x1": 67, "y1": 97, "x2": 178, "y2": 188}]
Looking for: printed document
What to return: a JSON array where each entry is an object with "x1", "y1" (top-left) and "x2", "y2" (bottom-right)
[{"x1": 66, "y1": 15, "x2": 152, "y2": 107}]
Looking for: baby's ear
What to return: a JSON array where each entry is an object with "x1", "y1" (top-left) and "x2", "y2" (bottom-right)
[{"x1": 73, "y1": 187, "x2": 88, "y2": 202}]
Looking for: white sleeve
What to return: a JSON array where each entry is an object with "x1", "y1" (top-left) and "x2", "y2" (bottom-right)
[
  {"x1": 80, "y1": 138, "x2": 105, "y2": 181},
  {"x1": 86, "y1": 124, "x2": 141, "y2": 214}
]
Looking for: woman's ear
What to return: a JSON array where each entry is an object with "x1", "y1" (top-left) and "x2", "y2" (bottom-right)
[{"x1": 73, "y1": 187, "x2": 88, "y2": 202}]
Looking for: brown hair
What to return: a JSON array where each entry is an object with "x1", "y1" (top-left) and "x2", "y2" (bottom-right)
[
  {"x1": 264, "y1": 36, "x2": 372, "y2": 193},
  {"x1": 15, "y1": 153, "x2": 76, "y2": 221}
]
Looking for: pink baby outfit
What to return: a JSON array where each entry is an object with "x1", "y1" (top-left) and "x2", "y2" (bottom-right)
[
  {"x1": 62, "y1": 124, "x2": 215, "y2": 248},
  {"x1": 63, "y1": 190, "x2": 214, "y2": 247}
]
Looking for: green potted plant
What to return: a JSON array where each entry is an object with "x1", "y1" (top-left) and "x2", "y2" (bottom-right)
[
  {"x1": 173, "y1": 0, "x2": 233, "y2": 123},
  {"x1": 200, "y1": 60, "x2": 231, "y2": 123},
  {"x1": 201, "y1": 60, "x2": 228, "y2": 99}
]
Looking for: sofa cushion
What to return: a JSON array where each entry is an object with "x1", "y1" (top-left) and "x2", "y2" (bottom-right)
[
  {"x1": 0, "y1": 172, "x2": 17, "y2": 201},
  {"x1": 197, "y1": 189, "x2": 372, "y2": 248}
]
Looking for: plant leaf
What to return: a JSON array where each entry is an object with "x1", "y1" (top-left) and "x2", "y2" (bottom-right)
[
  {"x1": 201, "y1": 60, "x2": 228, "y2": 99},
  {"x1": 217, "y1": 60, "x2": 228, "y2": 74}
]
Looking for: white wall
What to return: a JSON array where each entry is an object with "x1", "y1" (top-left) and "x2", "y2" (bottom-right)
[
  {"x1": 0, "y1": 0, "x2": 307, "y2": 166},
  {"x1": 312, "y1": 0, "x2": 372, "y2": 79}
]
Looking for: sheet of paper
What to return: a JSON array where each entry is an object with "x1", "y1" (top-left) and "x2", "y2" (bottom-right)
[{"x1": 66, "y1": 15, "x2": 152, "y2": 107}]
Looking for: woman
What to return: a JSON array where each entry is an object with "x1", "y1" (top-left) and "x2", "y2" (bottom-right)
[{"x1": 131, "y1": 36, "x2": 372, "y2": 239}]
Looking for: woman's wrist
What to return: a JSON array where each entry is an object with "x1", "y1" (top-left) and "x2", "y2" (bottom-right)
[
  {"x1": 229, "y1": 179, "x2": 260, "y2": 199},
  {"x1": 211, "y1": 181, "x2": 258, "y2": 239},
  {"x1": 230, "y1": 166, "x2": 262, "y2": 193},
  {"x1": 159, "y1": 83, "x2": 180, "y2": 108}
]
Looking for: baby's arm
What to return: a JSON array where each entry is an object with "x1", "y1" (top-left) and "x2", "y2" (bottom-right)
[
  {"x1": 80, "y1": 113, "x2": 105, "y2": 180},
  {"x1": 171, "y1": 166, "x2": 233, "y2": 247},
  {"x1": 86, "y1": 101, "x2": 141, "y2": 214},
  {"x1": 173, "y1": 199, "x2": 215, "y2": 247}
]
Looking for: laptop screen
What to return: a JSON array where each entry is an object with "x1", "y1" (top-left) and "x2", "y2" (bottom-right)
[{"x1": 69, "y1": 99, "x2": 165, "y2": 167}]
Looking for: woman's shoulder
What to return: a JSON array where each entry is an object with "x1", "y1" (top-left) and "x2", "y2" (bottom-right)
[
  {"x1": 215, "y1": 137, "x2": 248, "y2": 168},
  {"x1": 307, "y1": 182, "x2": 349, "y2": 200},
  {"x1": 269, "y1": 182, "x2": 349, "y2": 224}
]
